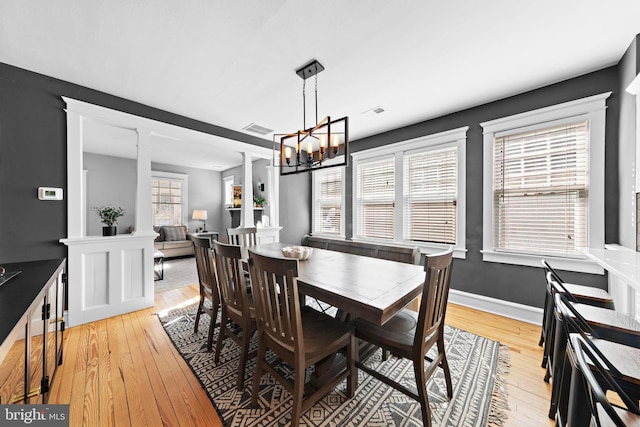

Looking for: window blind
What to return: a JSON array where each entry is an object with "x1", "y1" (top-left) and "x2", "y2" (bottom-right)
[
  {"x1": 313, "y1": 168, "x2": 343, "y2": 235},
  {"x1": 356, "y1": 157, "x2": 395, "y2": 239},
  {"x1": 152, "y1": 178, "x2": 183, "y2": 226},
  {"x1": 493, "y1": 120, "x2": 589, "y2": 256},
  {"x1": 404, "y1": 146, "x2": 457, "y2": 244}
]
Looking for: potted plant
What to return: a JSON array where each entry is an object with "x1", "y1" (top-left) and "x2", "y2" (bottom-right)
[
  {"x1": 253, "y1": 195, "x2": 266, "y2": 208},
  {"x1": 95, "y1": 206, "x2": 125, "y2": 236}
]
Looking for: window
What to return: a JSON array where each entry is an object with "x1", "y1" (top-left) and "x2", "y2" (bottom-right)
[
  {"x1": 404, "y1": 146, "x2": 457, "y2": 244},
  {"x1": 312, "y1": 167, "x2": 345, "y2": 236},
  {"x1": 151, "y1": 171, "x2": 188, "y2": 226},
  {"x1": 356, "y1": 157, "x2": 395, "y2": 239},
  {"x1": 352, "y1": 127, "x2": 467, "y2": 257},
  {"x1": 481, "y1": 93, "x2": 610, "y2": 273}
]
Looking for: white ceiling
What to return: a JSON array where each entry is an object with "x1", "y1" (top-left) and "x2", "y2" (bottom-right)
[{"x1": 2, "y1": 1, "x2": 640, "y2": 170}]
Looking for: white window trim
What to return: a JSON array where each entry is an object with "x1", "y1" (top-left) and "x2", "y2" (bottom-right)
[
  {"x1": 351, "y1": 126, "x2": 468, "y2": 259},
  {"x1": 480, "y1": 92, "x2": 610, "y2": 274},
  {"x1": 311, "y1": 167, "x2": 346, "y2": 238},
  {"x1": 151, "y1": 170, "x2": 189, "y2": 226}
]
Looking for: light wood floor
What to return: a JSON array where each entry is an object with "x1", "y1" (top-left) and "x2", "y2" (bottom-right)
[{"x1": 49, "y1": 285, "x2": 555, "y2": 426}]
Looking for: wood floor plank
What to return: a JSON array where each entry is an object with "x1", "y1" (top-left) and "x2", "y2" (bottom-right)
[
  {"x1": 67, "y1": 324, "x2": 89, "y2": 426},
  {"x1": 119, "y1": 343, "x2": 148, "y2": 426},
  {"x1": 140, "y1": 309, "x2": 221, "y2": 425},
  {"x1": 96, "y1": 319, "x2": 116, "y2": 427},
  {"x1": 48, "y1": 320, "x2": 79, "y2": 406},
  {"x1": 105, "y1": 316, "x2": 132, "y2": 427},
  {"x1": 128, "y1": 309, "x2": 185, "y2": 427},
  {"x1": 81, "y1": 322, "x2": 100, "y2": 426},
  {"x1": 120, "y1": 312, "x2": 164, "y2": 427}
]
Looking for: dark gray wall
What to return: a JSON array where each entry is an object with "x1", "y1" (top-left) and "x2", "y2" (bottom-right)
[
  {"x1": 0, "y1": 61, "x2": 269, "y2": 263},
  {"x1": 279, "y1": 172, "x2": 311, "y2": 244}
]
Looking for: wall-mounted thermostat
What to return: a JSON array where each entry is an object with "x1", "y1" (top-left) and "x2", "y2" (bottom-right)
[{"x1": 38, "y1": 187, "x2": 64, "y2": 200}]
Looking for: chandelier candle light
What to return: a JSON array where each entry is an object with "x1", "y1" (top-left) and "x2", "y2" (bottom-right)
[{"x1": 275, "y1": 59, "x2": 349, "y2": 175}]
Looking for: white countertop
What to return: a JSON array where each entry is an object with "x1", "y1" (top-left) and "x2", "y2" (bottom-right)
[{"x1": 582, "y1": 245, "x2": 640, "y2": 290}]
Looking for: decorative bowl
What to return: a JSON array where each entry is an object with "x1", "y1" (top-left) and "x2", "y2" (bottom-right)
[{"x1": 281, "y1": 246, "x2": 313, "y2": 260}]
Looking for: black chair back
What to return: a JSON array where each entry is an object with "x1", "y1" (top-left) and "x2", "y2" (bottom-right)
[{"x1": 571, "y1": 334, "x2": 640, "y2": 427}]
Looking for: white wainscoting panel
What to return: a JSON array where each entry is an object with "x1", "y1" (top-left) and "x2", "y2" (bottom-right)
[{"x1": 62, "y1": 234, "x2": 155, "y2": 327}]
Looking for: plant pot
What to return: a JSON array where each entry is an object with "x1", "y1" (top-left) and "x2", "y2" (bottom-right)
[{"x1": 103, "y1": 226, "x2": 117, "y2": 236}]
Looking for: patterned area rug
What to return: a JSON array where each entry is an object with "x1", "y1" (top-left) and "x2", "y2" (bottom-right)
[
  {"x1": 155, "y1": 257, "x2": 199, "y2": 292},
  {"x1": 158, "y1": 303, "x2": 510, "y2": 427}
]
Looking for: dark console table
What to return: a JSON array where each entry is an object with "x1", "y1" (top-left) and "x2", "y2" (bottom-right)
[{"x1": 0, "y1": 258, "x2": 66, "y2": 404}]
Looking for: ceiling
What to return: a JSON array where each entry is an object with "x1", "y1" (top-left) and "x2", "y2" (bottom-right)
[{"x1": 2, "y1": 1, "x2": 640, "y2": 170}]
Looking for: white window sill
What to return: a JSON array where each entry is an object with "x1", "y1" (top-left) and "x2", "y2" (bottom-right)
[{"x1": 481, "y1": 250, "x2": 604, "y2": 274}]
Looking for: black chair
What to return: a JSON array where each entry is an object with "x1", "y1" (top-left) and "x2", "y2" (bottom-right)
[
  {"x1": 540, "y1": 260, "x2": 614, "y2": 381},
  {"x1": 354, "y1": 248, "x2": 454, "y2": 427},
  {"x1": 551, "y1": 293, "x2": 640, "y2": 424},
  {"x1": 570, "y1": 334, "x2": 640, "y2": 427}
]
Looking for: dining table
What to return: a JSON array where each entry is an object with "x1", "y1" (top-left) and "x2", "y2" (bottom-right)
[{"x1": 245, "y1": 242, "x2": 427, "y2": 326}]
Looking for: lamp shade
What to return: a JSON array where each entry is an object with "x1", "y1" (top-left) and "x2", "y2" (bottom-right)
[{"x1": 192, "y1": 210, "x2": 207, "y2": 220}]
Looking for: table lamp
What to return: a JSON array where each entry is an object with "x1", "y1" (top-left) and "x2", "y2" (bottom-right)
[{"x1": 192, "y1": 209, "x2": 208, "y2": 232}]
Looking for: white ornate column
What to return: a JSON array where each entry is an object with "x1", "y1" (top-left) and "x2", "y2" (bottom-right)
[
  {"x1": 65, "y1": 106, "x2": 85, "y2": 238},
  {"x1": 135, "y1": 128, "x2": 154, "y2": 235},
  {"x1": 240, "y1": 152, "x2": 255, "y2": 227},
  {"x1": 266, "y1": 161, "x2": 279, "y2": 228}
]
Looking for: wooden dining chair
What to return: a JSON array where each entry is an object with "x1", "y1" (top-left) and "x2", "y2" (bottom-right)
[
  {"x1": 226, "y1": 226, "x2": 258, "y2": 247},
  {"x1": 191, "y1": 235, "x2": 221, "y2": 351},
  {"x1": 247, "y1": 249, "x2": 357, "y2": 427},
  {"x1": 212, "y1": 240, "x2": 257, "y2": 391},
  {"x1": 570, "y1": 334, "x2": 640, "y2": 427},
  {"x1": 354, "y1": 248, "x2": 454, "y2": 427},
  {"x1": 539, "y1": 259, "x2": 614, "y2": 375}
]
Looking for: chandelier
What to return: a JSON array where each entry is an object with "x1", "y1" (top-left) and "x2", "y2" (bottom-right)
[{"x1": 274, "y1": 60, "x2": 349, "y2": 175}]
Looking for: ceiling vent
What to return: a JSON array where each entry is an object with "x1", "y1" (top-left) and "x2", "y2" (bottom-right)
[
  {"x1": 243, "y1": 123, "x2": 273, "y2": 135},
  {"x1": 361, "y1": 105, "x2": 385, "y2": 115}
]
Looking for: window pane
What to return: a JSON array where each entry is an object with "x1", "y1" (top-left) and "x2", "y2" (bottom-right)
[
  {"x1": 493, "y1": 121, "x2": 589, "y2": 256},
  {"x1": 404, "y1": 146, "x2": 457, "y2": 244},
  {"x1": 356, "y1": 158, "x2": 395, "y2": 239},
  {"x1": 313, "y1": 168, "x2": 343, "y2": 235},
  {"x1": 151, "y1": 177, "x2": 183, "y2": 226}
]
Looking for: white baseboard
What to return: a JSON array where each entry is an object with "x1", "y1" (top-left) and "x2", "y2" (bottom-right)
[{"x1": 448, "y1": 289, "x2": 543, "y2": 325}]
